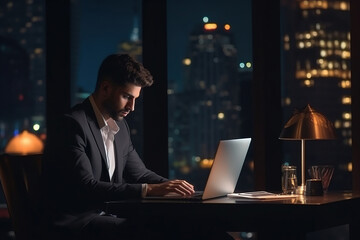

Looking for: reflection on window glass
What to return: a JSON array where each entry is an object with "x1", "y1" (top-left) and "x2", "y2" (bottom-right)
[
  {"x1": 167, "y1": 0, "x2": 253, "y2": 191},
  {"x1": 281, "y1": 0, "x2": 351, "y2": 190},
  {"x1": 0, "y1": 0, "x2": 46, "y2": 151},
  {"x1": 71, "y1": 0, "x2": 144, "y2": 157}
]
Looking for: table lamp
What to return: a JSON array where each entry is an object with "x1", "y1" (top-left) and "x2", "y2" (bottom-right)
[
  {"x1": 5, "y1": 130, "x2": 44, "y2": 155},
  {"x1": 279, "y1": 104, "x2": 336, "y2": 194}
]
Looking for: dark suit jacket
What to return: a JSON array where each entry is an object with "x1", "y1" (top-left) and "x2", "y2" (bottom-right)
[{"x1": 42, "y1": 98, "x2": 167, "y2": 232}]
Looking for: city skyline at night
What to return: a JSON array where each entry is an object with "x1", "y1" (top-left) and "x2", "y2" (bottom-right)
[
  {"x1": 0, "y1": 0, "x2": 46, "y2": 150},
  {"x1": 0, "y1": 0, "x2": 353, "y2": 192}
]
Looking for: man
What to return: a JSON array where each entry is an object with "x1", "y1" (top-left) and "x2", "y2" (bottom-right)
[
  {"x1": 42, "y1": 54, "x2": 196, "y2": 240},
  {"x1": 43, "y1": 54, "x2": 236, "y2": 240}
]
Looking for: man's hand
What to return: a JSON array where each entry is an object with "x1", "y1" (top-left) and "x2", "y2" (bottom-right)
[{"x1": 146, "y1": 180, "x2": 195, "y2": 196}]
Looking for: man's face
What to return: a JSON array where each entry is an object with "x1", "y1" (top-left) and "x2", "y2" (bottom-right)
[{"x1": 102, "y1": 82, "x2": 141, "y2": 121}]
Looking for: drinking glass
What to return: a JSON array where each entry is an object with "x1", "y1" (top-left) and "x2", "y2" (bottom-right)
[{"x1": 282, "y1": 165, "x2": 298, "y2": 194}]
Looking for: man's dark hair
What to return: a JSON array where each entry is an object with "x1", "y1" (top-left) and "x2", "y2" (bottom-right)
[{"x1": 95, "y1": 54, "x2": 153, "y2": 90}]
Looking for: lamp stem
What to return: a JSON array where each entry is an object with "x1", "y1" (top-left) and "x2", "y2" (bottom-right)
[{"x1": 301, "y1": 139, "x2": 306, "y2": 190}]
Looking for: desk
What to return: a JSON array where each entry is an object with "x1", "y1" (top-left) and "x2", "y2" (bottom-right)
[{"x1": 105, "y1": 192, "x2": 360, "y2": 240}]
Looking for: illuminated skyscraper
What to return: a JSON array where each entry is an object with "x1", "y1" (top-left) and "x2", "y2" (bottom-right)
[
  {"x1": 281, "y1": 0, "x2": 351, "y2": 189},
  {"x1": 185, "y1": 22, "x2": 241, "y2": 155},
  {"x1": 168, "y1": 22, "x2": 250, "y2": 185},
  {"x1": 117, "y1": 5, "x2": 142, "y2": 60}
]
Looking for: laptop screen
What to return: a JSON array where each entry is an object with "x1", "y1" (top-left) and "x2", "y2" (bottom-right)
[
  {"x1": 202, "y1": 138, "x2": 251, "y2": 200},
  {"x1": 144, "y1": 138, "x2": 251, "y2": 201}
]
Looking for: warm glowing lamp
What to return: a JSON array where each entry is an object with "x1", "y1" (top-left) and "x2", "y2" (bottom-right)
[
  {"x1": 5, "y1": 130, "x2": 44, "y2": 155},
  {"x1": 279, "y1": 104, "x2": 336, "y2": 194}
]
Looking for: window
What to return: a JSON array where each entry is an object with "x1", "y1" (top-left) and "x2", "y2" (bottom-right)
[
  {"x1": 0, "y1": 1, "x2": 46, "y2": 150},
  {"x1": 167, "y1": 0, "x2": 253, "y2": 191},
  {"x1": 0, "y1": 0, "x2": 46, "y2": 202},
  {"x1": 281, "y1": 0, "x2": 352, "y2": 190}
]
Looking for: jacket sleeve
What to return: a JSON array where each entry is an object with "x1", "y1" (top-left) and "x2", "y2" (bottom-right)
[{"x1": 120, "y1": 119, "x2": 168, "y2": 184}]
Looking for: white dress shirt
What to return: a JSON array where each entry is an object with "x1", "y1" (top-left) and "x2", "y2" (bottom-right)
[{"x1": 89, "y1": 95, "x2": 119, "y2": 180}]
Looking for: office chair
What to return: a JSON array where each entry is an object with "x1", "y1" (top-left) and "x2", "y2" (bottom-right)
[{"x1": 0, "y1": 153, "x2": 43, "y2": 240}]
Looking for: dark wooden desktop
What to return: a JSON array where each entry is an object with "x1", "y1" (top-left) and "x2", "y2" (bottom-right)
[{"x1": 105, "y1": 192, "x2": 360, "y2": 240}]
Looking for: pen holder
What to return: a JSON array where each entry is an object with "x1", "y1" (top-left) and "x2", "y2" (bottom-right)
[
  {"x1": 308, "y1": 165, "x2": 334, "y2": 193},
  {"x1": 305, "y1": 179, "x2": 323, "y2": 196}
]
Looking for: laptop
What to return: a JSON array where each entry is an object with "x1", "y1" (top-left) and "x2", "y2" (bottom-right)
[{"x1": 145, "y1": 138, "x2": 251, "y2": 201}]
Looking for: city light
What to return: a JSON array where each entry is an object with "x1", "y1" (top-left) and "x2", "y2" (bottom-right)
[
  {"x1": 340, "y1": 2, "x2": 349, "y2": 11},
  {"x1": 320, "y1": 50, "x2": 327, "y2": 57},
  {"x1": 239, "y1": 62, "x2": 252, "y2": 69},
  {"x1": 299, "y1": 0, "x2": 340, "y2": 10},
  {"x1": 33, "y1": 124, "x2": 40, "y2": 131},
  {"x1": 217, "y1": 112, "x2": 225, "y2": 120},
  {"x1": 321, "y1": 69, "x2": 329, "y2": 76},
  {"x1": 342, "y1": 96, "x2": 351, "y2": 104},
  {"x1": 342, "y1": 112, "x2": 351, "y2": 120},
  {"x1": 296, "y1": 69, "x2": 351, "y2": 79},
  {"x1": 14, "y1": 129, "x2": 19, "y2": 136},
  {"x1": 340, "y1": 80, "x2": 351, "y2": 88},
  {"x1": 304, "y1": 79, "x2": 314, "y2": 87},
  {"x1": 284, "y1": 34, "x2": 290, "y2": 42},
  {"x1": 334, "y1": 120, "x2": 341, "y2": 128},
  {"x1": 284, "y1": 97, "x2": 291, "y2": 106},
  {"x1": 343, "y1": 121, "x2": 351, "y2": 128},
  {"x1": 224, "y1": 24, "x2": 231, "y2": 30},
  {"x1": 34, "y1": 48, "x2": 43, "y2": 54},
  {"x1": 202, "y1": 16, "x2": 209, "y2": 23},
  {"x1": 183, "y1": 58, "x2": 191, "y2": 66},
  {"x1": 341, "y1": 50, "x2": 350, "y2": 59},
  {"x1": 200, "y1": 159, "x2": 214, "y2": 168},
  {"x1": 204, "y1": 23, "x2": 217, "y2": 31}
]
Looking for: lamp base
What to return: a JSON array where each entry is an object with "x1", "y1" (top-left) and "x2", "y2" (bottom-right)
[{"x1": 296, "y1": 184, "x2": 306, "y2": 195}]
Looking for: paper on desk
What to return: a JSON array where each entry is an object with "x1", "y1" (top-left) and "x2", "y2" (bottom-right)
[{"x1": 227, "y1": 191, "x2": 298, "y2": 199}]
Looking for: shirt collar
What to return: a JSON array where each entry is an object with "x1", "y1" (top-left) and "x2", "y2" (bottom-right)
[{"x1": 89, "y1": 95, "x2": 119, "y2": 134}]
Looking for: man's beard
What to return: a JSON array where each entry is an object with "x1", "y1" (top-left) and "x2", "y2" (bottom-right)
[
  {"x1": 108, "y1": 109, "x2": 125, "y2": 121},
  {"x1": 103, "y1": 100, "x2": 122, "y2": 121},
  {"x1": 109, "y1": 109, "x2": 130, "y2": 121}
]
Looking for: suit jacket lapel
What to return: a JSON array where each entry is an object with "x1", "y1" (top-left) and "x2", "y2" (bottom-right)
[{"x1": 83, "y1": 98, "x2": 108, "y2": 167}]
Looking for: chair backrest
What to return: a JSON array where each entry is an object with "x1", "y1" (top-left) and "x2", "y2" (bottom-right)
[{"x1": 0, "y1": 153, "x2": 42, "y2": 240}]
